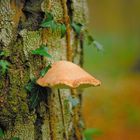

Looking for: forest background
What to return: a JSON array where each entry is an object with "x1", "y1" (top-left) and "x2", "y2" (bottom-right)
[{"x1": 83, "y1": 0, "x2": 140, "y2": 140}]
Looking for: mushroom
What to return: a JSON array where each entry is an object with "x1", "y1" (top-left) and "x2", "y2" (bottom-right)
[
  {"x1": 36, "y1": 60, "x2": 101, "y2": 140},
  {"x1": 37, "y1": 60, "x2": 101, "y2": 88}
]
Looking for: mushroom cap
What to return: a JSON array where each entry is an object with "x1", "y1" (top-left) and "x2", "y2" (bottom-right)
[{"x1": 37, "y1": 60, "x2": 101, "y2": 88}]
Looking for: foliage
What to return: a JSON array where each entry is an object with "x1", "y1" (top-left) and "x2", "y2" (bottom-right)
[
  {"x1": 83, "y1": 128, "x2": 103, "y2": 140},
  {"x1": 86, "y1": 34, "x2": 103, "y2": 51},
  {"x1": 71, "y1": 22, "x2": 83, "y2": 35},
  {"x1": 0, "y1": 50, "x2": 5, "y2": 56},
  {"x1": 0, "y1": 50, "x2": 10, "y2": 76},
  {"x1": 44, "y1": 12, "x2": 54, "y2": 21},
  {"x1": 40, "y1": 63, "x2": 51, "y2": 77},
  {"x1": 25, "y1": 62, "x2": 52, "y2": 109},
  {"x1": 25, "y1": 78, "x2": 39, "y2": 109},
  {"x1": 93, "y1": 40, "x2": 103, "y2": 51},
  {"x1": 40, "y1": 12, "x2": 53, "y2": 27},
  {"x1": 60, "y1": 23, "x2": 66, "y2": 38},
  {"x1": 0, "y1": 128, "x2": 4, "y2": 138},
  {"x1": 31, "y1": 44, "x2": 51, "y2": 58},
  {"x1": 25, "y1": 78, "x2": 49, "y2": 109},
  {"x1": 86, "y1": 34, "x2": 94, "y2": 46},
  {"x1": 28, "y1": 42, "x2": 52, "y2": 109},
  {"x1": 41, "y1": 20, "x2": 57, "y2": 32},
  {"x1": 0, "y1": 60, "x2": 10, "y2": 75},
  {"x1": 0, "y1": 128, "x2": 20, "y2": 140},
  {"x1": 40, "y1": 12, "x2": 66, "y2": 37}
]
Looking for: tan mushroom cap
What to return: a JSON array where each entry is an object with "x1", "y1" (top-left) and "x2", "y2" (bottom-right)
[{"x1": 37, "y1": 60, "x2": 101, "y2": 88}]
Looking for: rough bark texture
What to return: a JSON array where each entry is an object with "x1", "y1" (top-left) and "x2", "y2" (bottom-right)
[{"x1": 0, "y1": 0, "x2": 88, "y2": 139}]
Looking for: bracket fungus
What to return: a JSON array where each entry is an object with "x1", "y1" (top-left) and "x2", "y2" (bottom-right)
[{"x1": 37, "y1": 60, "x2": 101, "y2": 89}]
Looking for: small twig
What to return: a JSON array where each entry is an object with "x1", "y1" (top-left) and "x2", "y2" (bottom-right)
[
  {"x1": 58, "y1": 89, "x2": 68, "y2": 140},
  {"x1": 62, "y1": 0, "x2": 72, "y2": 61}
]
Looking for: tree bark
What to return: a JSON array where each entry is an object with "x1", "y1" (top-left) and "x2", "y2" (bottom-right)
[{"x1": 0, "y1": 0, "x2": 88, "y2": 139}]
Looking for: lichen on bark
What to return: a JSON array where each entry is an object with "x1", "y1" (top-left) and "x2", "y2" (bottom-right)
[{"x1": 0, "y1": 0, "x2": 15, "y2": 47}]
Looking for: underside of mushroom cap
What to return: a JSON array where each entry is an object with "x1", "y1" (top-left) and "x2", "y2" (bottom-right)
[{"x1": 37, "y1": 61, "x2": 101, "y2": 88}]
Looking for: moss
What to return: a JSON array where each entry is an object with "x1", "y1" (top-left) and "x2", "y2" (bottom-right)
[
  {"x1": 5, "y1": 115, "x2": 35, "y2": 140},
  {"x1": 0, "y1": 34, "x2": 32, "y2": 130},
  {"x1": 39, "y1": 102, "x2": 47, "y2": 118},
  {"x1": 41, "y1": 0, "x2": 51, "y2": 12},
  {"x1": 41, "y1": 0, "x2": 64, "y2": 22},
  {"x1": 6, "y1": 67, "x2": 29, "y2": 115},
  {"x1": 50, "y1": 0, "x2": 64, "y2": 22},
  {"x1": 42, "y1": 116, "x2": 51, "y2": 139},
  {"x1": 19, "y1": 29, "x2": 44, "y2": 78},
  {"x1": 19, "y1": 29, "x2": 42, "y2": 59},
  {"x1": 1, "y1": 27, "x2": 46, "y2": 139},
  {"x1": 20, "y1": 102, "x2": 29, "y2": 113},
  {"x1": 0, "y1": 35, "x2": 38, "y2": 137},
  {"x1": 12, "y1": 122, "x2": 35, "y2": 140},
  {"x1": 41, "y1": 28, "x2": 67, "y2": 62}
]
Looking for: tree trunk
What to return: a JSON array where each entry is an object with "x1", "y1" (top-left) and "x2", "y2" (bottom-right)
[{"x1": 0, "y1": 0, "x2": 88, "y2": 139}]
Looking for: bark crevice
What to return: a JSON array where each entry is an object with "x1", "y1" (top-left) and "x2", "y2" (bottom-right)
[{"x1": 21, "y1": 0, "x2": 45, "y2": 30}]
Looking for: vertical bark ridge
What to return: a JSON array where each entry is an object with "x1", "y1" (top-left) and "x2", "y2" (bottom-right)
[
  {"x1": 58, "y1": 89, "x2": 69, "y2": 140},
  {"x1": 61, "y1": 0, "x2": 72, "y2": 61}
]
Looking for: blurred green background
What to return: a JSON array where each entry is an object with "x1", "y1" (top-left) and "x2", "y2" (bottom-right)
[{"x1": 83, "y1": 0, "x2": 140, "y2": 140}]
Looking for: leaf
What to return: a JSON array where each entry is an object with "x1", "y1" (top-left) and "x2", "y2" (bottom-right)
[
  {"x1": 87, "y1": 35, "x2": 94, "y2": 46},
  {"x1": 41, "y1": 20, "x2": 53, "y2": 28},
  {"x1": 41, "y1": 20, "x2": 57, "y2": 32},
  {"x1": 40, "y1": 12, "x2": 58, "y2": 32},
  {"x1": 50, "y1": 21, "x2": 57, "y2": 32},
  {"x1": 86, "y1": 34, "x2": 104, "y2": 51},
  {"x1": 25, "y1": 80, "x2": 36, "y2": 92},
  {"x1": 30, "y1": 91, "x2": 39, "y2": 109},
  {"x1": 60, "y1": 24, "x2": 66, "y2": 38},
  {"x1": 93, "y1": 40, "x2": 103, "y2": 51},
  {"x1": 71, "y1": 22, "x2": 83, "y2": 35},
  {"x1": 45, "y1": 12, "x2": 53, "y2": 21},
  {"x1": 0, "y1": 60, "x2": 10, "y2": 74},
  {"x1": 40, "y1": 12, "x2": 53, "y2": 27},
  {"x1": 0, "y1": 128, "x2": 4, "y2": 138},
  {"x1": 32, "y1": 44, "x2": 51, "y2": 58},
  {"x1": 83, "y1": 128, "x2": 103, "y2": 140},
  {"x1": 40, "y1": 63, "x2": 51, "y2": 77},
  {"x1": 25, "y1": 78, "x2": 48, "y2": 109},
  {"x1": 0, "y1": 50, "x2": 5, "y2": 56},
  {"x1": 25, "y1": 80, "x2": 40, "y2": 109}
]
